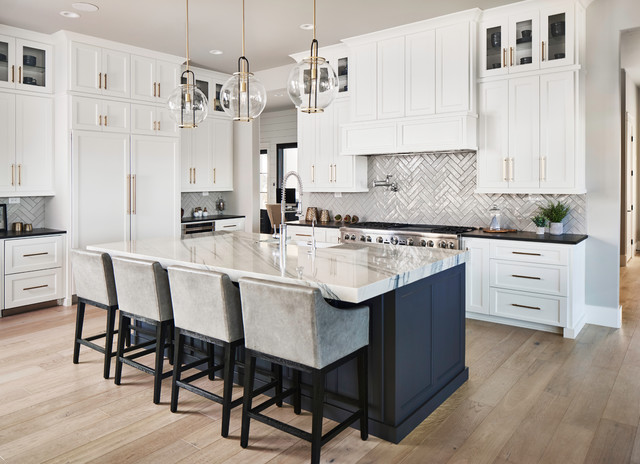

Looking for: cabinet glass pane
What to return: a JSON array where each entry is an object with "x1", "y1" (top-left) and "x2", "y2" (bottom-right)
[
  {"x1": 0, "y1": 41, "x2": 8, "y2": 83},
  {"x1": 485, "y1": 26, "x2": 503, "y2": 71},
  {"x1": 214, "y1": 83, "x2": 223, "y2": 111},
  {"x1": 514, "y1": 20, "x2": 533, "y2": 68},
  {"x1": 337, "y1": 57, "x2": 348, "y2": 92},
  {"x1": 22, "y1": 46, "x2": 46, "y2": 88},
  {"x1": 547, "y1": 13, "x2": 566, "y2": 61},
  {"x1": 181, "y1": 76, "x2": 209, "y2": 101}
]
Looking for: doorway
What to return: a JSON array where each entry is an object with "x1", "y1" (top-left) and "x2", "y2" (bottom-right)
[
  {"x1": 276, "y1": 142, "x2": 298, "y2": 196},
  {"x1": 625, "y1": 112, "x2": 636, "y2": 263}
]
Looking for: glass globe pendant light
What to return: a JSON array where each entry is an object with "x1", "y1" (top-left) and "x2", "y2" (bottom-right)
[
  {"x1": 287, "y1": 0, "x2": 338, "y2": 113},
  {"x1": 167, "y1": 0, "x2": 208, "y2": 128},
  {"x1": 219, "y1": 0, "x2": 267, "y2": 121}
]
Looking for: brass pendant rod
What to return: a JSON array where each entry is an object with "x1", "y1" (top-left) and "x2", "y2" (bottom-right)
[
  {"x1": 313, "y1": 0, "x2": 316, "y2": 41},
  {"x1": 185, "y1": 0, "x2": 190, "y2": 74},
  {"x1": 242, "y1": 0, "x2": 246, "y2": 58}
]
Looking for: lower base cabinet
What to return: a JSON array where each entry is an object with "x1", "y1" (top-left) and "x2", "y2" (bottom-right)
[{"x1": 462, "y1": 237, "x2": 585, "y2": 338}]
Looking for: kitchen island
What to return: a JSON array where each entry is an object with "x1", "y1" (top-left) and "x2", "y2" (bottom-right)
[{"x1": 88, "y1": 231, "x2": 468, "y2": 443}]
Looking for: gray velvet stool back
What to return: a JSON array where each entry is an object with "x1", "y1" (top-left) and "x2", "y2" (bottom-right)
[
  {"x1": 111, "y1": 256, "x2": 173, "y2": 322},
  {"x1": 238, "y1": 277, "x2": 369, "y2": 369},
  {"x1": 167, "y1": 266, "x2": 243, "y2": 342},
  {"x1": 70, "y1": 249, "x2": 118, "y2": 307}
]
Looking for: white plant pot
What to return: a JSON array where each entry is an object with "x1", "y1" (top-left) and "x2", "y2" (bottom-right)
[
  {"x1": 549, "y1": 222, "x2": 563, "y2": 235},
  {"x1": 536, "y1": 226, "x2": 545, "y2": 235}
]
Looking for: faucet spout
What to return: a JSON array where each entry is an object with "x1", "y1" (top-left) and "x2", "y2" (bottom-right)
[{"x1": 280, "y1": 171, "x2": 304, "y2": 249}]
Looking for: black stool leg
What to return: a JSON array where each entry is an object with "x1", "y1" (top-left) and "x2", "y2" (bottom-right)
[
  {"x1": 311, "y1": 369, "x2": 325, "y2": 464},
  {"x1": 153, "y1": 321, "x2": 167, "y2": 404},
  {"x1": 114, "y1": 313, "x2": 129, "y2": 386},
  {"x1": 240, "y1": 353, "x2": 256, "y2": 448},
  {"x1": 221, "y1": 343, "x2": 236, "y2": 438},
  {"x1": 274, "y1": 363, "x2": 283, "y2": 407},
  {"x1": 167, "y1": 321, "x2": 174, "y2": 366},
  {"x1": 73, "y1": 301, "x2": 86, "y2": 364},
  {"x1": 103, "y1": 307, "x2": 117, "y2": 379},
  {"x1": 170, "y1": 329, "x2": 185, "y2": 413},
  {"x1": 358, "y1": 348, "x2": 369, "y2": 440},
  {"x1": 293, "y1": 369, "x2": 301, "y2": 415},
  {"x1": 207, "y1": 343, "x2": 215, "y2": 380}
]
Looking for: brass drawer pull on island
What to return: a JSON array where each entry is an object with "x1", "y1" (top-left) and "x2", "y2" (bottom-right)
[
  {"x1": 24, "y1": 284, "x2": 48, "y2": 291},
  {"x1": 512, "y1": 251, "x2": 541, "y2": 256},
  {"x1": 512, "y1": 274, "x2": 541, "y2": 280},
  {"x1": 511, "y1": 303, "x2": 541, "y2": 311},
  {"x1": 23, "y1": 252, "x2": 49, "y2": 257}
]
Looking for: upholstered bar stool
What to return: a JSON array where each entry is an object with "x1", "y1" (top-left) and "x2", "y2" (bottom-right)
[
  {"x1": 238, "y1": 277, "x2": 369, "y2": 464},
  {"x1": 70, "y1": 249, "x2": 119, "y2": 379},
  {"x1": 111, "y1": 256, "x2": 174, "y2": 404},
  {"x1": 167, "y1": 265, "x2": 245, "y2": 437}
]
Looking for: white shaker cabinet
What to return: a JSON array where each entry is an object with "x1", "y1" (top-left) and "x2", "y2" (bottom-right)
[
  {"x1": 131, "y1": 55, "x2": 179, "y2": 103},
  {"x1": 0, "y1": 93, "x2": 53, "y2": 196},
  {"x1": 71, "y1": 42, "x2": 130, "y2": 98},
  {"x1": 462, "y1": 238, "x2": 490, "y2": 315},
  {"x1": 436, "y1": 22, "x2": 471, "y2": 113},
  {"x1": 0, "y1": 35, "x2": 53, "y2": 94},
  {"x1": 405, "y1": 30, "x2": 436, "y2": 117},
  {"x1": 71, "y1": 96, "x2": 129, "y2": 133},
  {"x1": 131, "y1": 103, "x2": 178, "y2": 137},
  {"x1": 377, "y1": 37, "x2": 405, "y2": 120},
  {"x1": 507, "y1": 75, "x2": 540, "y2": 189},
  {"x1": 349, "y1": 43, "x2": 377, "y2": 122},
  {"x1": 476, "y1": 79, "x2": 509, "y2": 190}
]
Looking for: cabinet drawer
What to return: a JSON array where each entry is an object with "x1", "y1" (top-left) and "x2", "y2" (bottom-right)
[
  {"x1": 287, "y1": 226, "x2": 322, "y2": 242},
  {"x1": 5, "y1": 267, "x2": 63, "y2": 309},
  {"x1": 490, "y1": 241, "x2": 568, "y2": 265},
  {"x1": 214, "y1": 218, "x2": 245, "y2": 232},
  {"x1": 5, "y1": 235, "x2": 64, "y2": 274},
  {"x1": 490, "y1": 260, "x2": 567, "y2": 296},
  {"x1": 490, "y1": 287, "x2": 566, "y2": 327}
]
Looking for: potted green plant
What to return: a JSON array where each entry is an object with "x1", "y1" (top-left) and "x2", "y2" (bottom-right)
[
  {"x1": 531, "y1": 215, "x2": 547, "y2": 235},
  {"x1": 539, "y1": 201, "x2": 570, "y2": 235}
]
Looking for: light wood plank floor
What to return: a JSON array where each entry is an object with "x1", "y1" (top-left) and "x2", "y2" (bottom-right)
[{"x1": 2, "y1": 260, "x2": 640, "y2": 464}]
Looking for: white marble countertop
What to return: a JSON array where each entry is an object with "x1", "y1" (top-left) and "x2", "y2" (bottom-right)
[{"x1": 87, "y1": 231, "x2": 466, "y2": 303}]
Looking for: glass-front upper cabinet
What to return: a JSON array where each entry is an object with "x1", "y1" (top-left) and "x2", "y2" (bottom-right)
[
  {"x1": 508, "y1": 12, "x2": 540, "y2": 74},
  {"x1": 540, "y1": 6, "x2": 574, "y2": 69},
  {"x1": 0, "y1": 36, "x2": 52, "y2": 93},
  {"x1": 480, "y1": 19, "x2": 508, "y2": 77}
]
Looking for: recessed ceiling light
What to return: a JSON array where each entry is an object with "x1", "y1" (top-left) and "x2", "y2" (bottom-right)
[
  {"x1": 209, "y1": 49, "x2": 223, "y2": 55},
  {"x1": 72, "y1": 2, "x2": 99, "y2": 12},
  {"x1": 59, "y1": 11, "x2": 81, "y2": 18},
  {"x1": 274, "y1": 92, "x2": 284, "y2": 97},
  {"x1": 299, "y1": 24, "x2": 314, "y2": 30}
]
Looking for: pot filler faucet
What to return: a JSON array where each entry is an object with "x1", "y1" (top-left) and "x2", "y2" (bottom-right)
[
  {"x1": 280, "y1": 171, "x2": 303, "y2": 249},
  {"x1": 372, "y1": 174, "x2": 399, "y2": 192}
]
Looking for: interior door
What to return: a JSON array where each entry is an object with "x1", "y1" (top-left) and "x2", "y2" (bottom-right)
[
  {"x1": 130, "y1": 135, "x2": 180, "y2": 240},
  {"x1": 0, "y1": 92, "x2": 16, "y2": 194},
  {"x1": 73, "y1": 130, "x2": 130, "y2": 248}
]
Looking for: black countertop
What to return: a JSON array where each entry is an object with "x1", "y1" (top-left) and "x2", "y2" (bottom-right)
[
  {"x1": 461, "y1": 229, "x2": 588, "y2": 245},
  {"x1": 286, "y1": 220, "x2": 344, "y2": 229},
  {"x1": 181, "y1": 214, "x2": 245, "y2": 223},
  {"x1": 1, "y1": 228, "x2": 66, "y2": 239}
]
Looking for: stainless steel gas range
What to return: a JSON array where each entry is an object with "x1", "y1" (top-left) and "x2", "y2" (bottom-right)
[{"x1": 339, "y1": 222, "x2": 475, "y2": 249}]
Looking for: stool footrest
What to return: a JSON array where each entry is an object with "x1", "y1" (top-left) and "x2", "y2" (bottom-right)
[
  {"x1": 247, "y1": 410, "x2": 313, "y2": 441},
  {"x1": 120, "y1": 356, "x2": 172, "y2": 379},
  {"x1": 125, "y1": 347, "x2": 156, "y2": 360},
  {"x1": 77, "y1": 338, "x2": 107, "y2": 355},
  {"x1": 251, "y1": 387, "x2": 296, "y2": 415}
]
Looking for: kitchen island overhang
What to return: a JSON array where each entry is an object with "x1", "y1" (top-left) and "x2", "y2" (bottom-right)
[{"x1": 87, "y1": 232, "x2": 468, "y2": 443}]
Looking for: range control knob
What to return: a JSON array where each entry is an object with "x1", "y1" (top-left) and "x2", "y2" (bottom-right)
[
  {"x1": 390, "y1": 236, "x2": 399, "y2": 245},
  {"x1": 420, "y1": 239, "x2": 427, "y2": 247},
  {"x1": 343, "y1": 234, "x2": 350, "y2": 241},
  {"x1": 407, "y1": 238, "x2": 414, "y2": 246},
  {"x1": 360, "y1": 235, "x2": 366, "y2": 242},
  {"x1": 448, "y1": 242, "x2": 456, "y2": 249},
  {"x1": 376, "y1": 236, "x2": 384, "y2": 243},
  {"x1": 438, "y1": 240, "x2": 447, "y2": 248},
  {"x1": 350, "y1": 234, "x2": 357, "y2": 241},
  {"x1": 427, "y1": 240, "x2": 435, "y2": 247},
  {"x1": 366, "y1": 235, "x2": 372, "y2": 242}
]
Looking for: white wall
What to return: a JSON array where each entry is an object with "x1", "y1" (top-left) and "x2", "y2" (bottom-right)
[
  {"x1": 259, "y1": 109, "x2": 297, "y2": 204},
  {"x1": 583, "y1": 0, "x2": 640, "y2": 325}
]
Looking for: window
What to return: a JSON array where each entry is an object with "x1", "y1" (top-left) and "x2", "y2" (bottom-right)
[
  {"x1": 259, "y1": 149, "x2": 268, "y2": 209},
  {"x1": 276, "y1": 143, "x2": 298, "y2": 200}
]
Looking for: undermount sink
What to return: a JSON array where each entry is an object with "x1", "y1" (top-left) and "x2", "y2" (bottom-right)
[{"x1": 291, "y1": 240, "x2": 340, "y2": 249}]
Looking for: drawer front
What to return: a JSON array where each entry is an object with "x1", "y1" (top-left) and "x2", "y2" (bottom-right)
[
  {"x1": 491, "y1": 260, "x2": 567, "y2": 296},
  {"x1": 5, "y1": 267, "x2": 64, "y2": 309},
  {"x1": 490, "y1": 288, "x2": 566, "y2": 327},
  {"x1": 287, "y1": 226, "x2": 317, "y2": 241},
  {"x1": 214, "y1": 218, "x2": 245, "y2": 232},
  {"x1": 491, "y1": 241, "x2": 568, "y2": 266},
  {"x1": 5, "y1": 235, "x2": 64, "y2": 274}
]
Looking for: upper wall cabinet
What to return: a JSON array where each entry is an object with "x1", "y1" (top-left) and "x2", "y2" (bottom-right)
[
  {"x1": 479, "y1": 1, "x2": 575, "y2": 78},
  {"x1": 0, "y1": 35, "x2": 53, "y2": 94},
  {"x1": 131, "y1": 55, "x2": 180, "y2": 103},
  {"x1": 181, "y1": 67, "x2": 230, "y2": 116},
  {"x1": 71, "y1": 42, "x2": 130, "y2": 98}
]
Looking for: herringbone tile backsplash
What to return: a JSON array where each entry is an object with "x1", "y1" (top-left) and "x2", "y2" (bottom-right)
[
  {"x1": 181, "y1": 192, "x2": 228, "y2": 217},
  {"x1": 307, "y1": 153, "x2": 586, "y2": 234},
  {"x1": 0, "y1": 197, "x2": 46, "y2": 229}
]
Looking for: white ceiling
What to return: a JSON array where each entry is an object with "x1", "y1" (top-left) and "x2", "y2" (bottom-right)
[
  {"x1": 3, "y1": 0, "x2": 522, "y2": 74},
  {"x1": 622, "y1": 28, "x2": 640, "y2": 86}
]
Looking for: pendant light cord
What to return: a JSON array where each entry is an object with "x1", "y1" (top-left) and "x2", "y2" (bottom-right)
[
  {"x1": 313, "y1": 0, "x2": 316, "y2": 41},
  {"x1": 242, "y1": 0, "x2": 246, "y2": 59},
  {"x1": 185, "y1": 0, "x2": 190, "y2": 73}
]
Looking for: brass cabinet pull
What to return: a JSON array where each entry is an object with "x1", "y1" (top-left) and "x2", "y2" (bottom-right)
[
  {"x1": 541, "y1": 41, "x2": 545, "y2": 61},
  {"x1": 126, "y1": 174, "x2": 131, "y2": 213},
  {"x1": 132, "y1": 175, "x2": 136, "y2": 214},
  {"x1": 503, "y1": 48, "x2": 507, "y2": 67},
  {"x1": 11, "y1": 164, "x2": 14, "y2": 186},
  {"x1": 19, "y1": 66, "x2": 22, "y2": 83},
  {"x1": 296, "y1": 233, "x2": 312, "y2": 237},
  {"x1": 157, "y1": 83, "x2": 160, "y2": 97},
  {"x1": 153, "y1": 121, "x2": 157, "y2": 131},
  {"x1": 18, "y1": 164, "x2": 21, "y2": 185},
  {"x1": 312, "y1": 165, "x2": 315, "y2": 182},
  {"x1": 99, "y1": 115, "x2": 102, "y2": 126},
  {"x1": 153, "y1": 82, "x2": 157, "y2": 97},
  {"x1": 157, "y1": 120, "x2": 160, "y2": 131},
  {"x1": 23, "y1": 252, "x2": 48, "y2": 257},
  {"x1": 104, "y1": 73, "x2": 108, "y2": 89},
  {"x1": 99, "y1": 72, "x2": 102, "y2": 89},
  {"x1": 512, "y1": 251, "x2": 542, "y2": 256},
  {"x1": 194, "y1": 168, "x2": 197, "y2": 184},
  {"x1": 509, "y1": 158, "x2": 514, "y2": 181},
  {"x1": 510, "y1": 47, "x2": 513, "y2": 66},
  {"x1": 11, "y1": 65, "x2": 14, "y2": 82},
  {"x1": 213, "y1": 168, "x2": 216, "y2": 183},
  {"x1": 512, "y1": 274, "x2": 541, "y2": 280},
  {"x1": 189, "y1": 167, "x2": 192, "y2": 184},
  {"x1": 104, "y1": 115, "x2": 108, "y2": 127},
  {"x1": 540, "y1": 157, "x2": 546, "y2": 181},
  {"x1": 223, "y1": 225, "x2": 235, "y2": 228},
  {"x1": 511, "y1": 303, "x2": 541, "y2": 310},
  {"x1": 23, "y1": 284, "x2": 48, "y2": 291},
  {"x1": 502, "y1": 158, "x2": 508, "y2": 181}
]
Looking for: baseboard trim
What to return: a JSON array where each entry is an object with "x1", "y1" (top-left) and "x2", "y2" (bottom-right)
[
  {"x1": 585, "y1": 304, "x2": 622, "y2": 328},
  {"x1": 466, "y1": 312, "x2": 563, "y2": 335}
]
